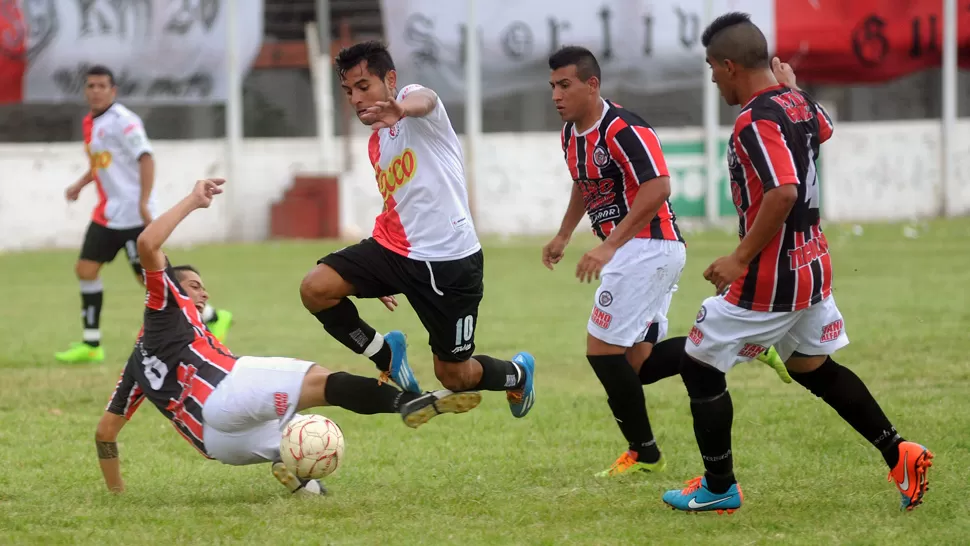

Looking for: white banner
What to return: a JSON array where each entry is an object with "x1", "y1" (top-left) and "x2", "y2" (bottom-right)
[
  {"x1": 17, "y1": 0, "x2": 263, "y2": 104},
  {"x1": 380, "y1": 0, "x2": 774, "y2": 103}
]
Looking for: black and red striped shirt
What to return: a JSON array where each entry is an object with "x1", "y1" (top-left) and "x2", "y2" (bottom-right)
[
  {"x1": 105, "y1": 265, "x2": 238, "y2": 457},
  {"x1": 725, "y1": 85, "x2": 835, "y2": 312},
  {"x1": 561, "y1": 99, "x2": 683, "y2": 243}
]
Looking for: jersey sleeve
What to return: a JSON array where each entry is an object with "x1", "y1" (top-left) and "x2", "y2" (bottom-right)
[
  {"x1": 735, "y1": 112, "x2": 800, "y2": 193},
  {"x1": 814, "y1": 101, "x2": 834, "y2": 144},
  {"x1": 398, "y1": 84, "x2": 450, "y2": 135},
  {"x1": 144, "y1": 265, "x2": 182, "y2": 312},
  {"x1": 115, "y1": 113, "x2": 153, "y2": 160},
  {"x1": 105, "y1": 364, "x2": 146, "y2": 419},
  {"x1": 607, "y1": 125, "x2": 669, "y2": 185}
]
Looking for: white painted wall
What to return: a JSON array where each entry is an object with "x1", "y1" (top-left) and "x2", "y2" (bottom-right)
[{"x1": 2, "y1": 120, "x2": 968, "y2": 252}]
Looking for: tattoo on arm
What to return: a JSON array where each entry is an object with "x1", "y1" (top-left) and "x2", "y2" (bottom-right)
[{"x1": 96, "y1": 441, "x2": 119, "y2": 459}]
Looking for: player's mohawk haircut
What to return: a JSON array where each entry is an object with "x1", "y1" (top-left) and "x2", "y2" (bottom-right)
[
  {"x1": 335, "y1": 40, "x2": 396, "y2": 80},
  {"x1": 701, "y1": 12, "x2": 770, "y2": 69},
  {"x1": 548, "y1": 46, "x2": 601, "y2": 82}
]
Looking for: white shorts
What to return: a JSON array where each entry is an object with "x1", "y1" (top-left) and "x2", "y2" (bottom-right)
[
  {"x1": 684, "y1": 295, "x2": 850, "y2": 373},
  {"x1": 587, "y1": 238, "x2": 686, "y2": 347},
  {"x1": 201, "y1": 356, "x2": 315, "y2": 466}
]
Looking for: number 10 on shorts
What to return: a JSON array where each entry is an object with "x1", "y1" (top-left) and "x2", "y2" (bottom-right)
[{"x1": 454, "y1": 315, "x2": 474, "y2": 351}]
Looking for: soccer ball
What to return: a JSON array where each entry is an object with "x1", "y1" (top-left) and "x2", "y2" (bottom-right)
[{"x1": 279, "y1": 414, "x2": 345, "y2": 480}]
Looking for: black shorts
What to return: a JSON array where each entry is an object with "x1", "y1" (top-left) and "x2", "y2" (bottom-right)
[
  {"x1": 319, "y1": 238, "x2": 484, "y2": 362},
  {"x1": 79, "y1": 222, "x2": 144, "y2": 265}
]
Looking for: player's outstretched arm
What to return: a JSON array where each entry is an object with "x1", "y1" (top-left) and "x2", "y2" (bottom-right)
[
  {"x1": 136, "y1": 178, "x2": 225, "y2": 271},
  {"x1": 95, "y1": 412, "x2": 128, "y2": 493}
]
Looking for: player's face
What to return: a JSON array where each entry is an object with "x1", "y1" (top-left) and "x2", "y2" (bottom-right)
[
  {"x1": 84, "y1": 75, "x2": 116, "y2": 112},
  {"x1": 706, "y1": 54, "x2": 740, "y2": 106},
  {"x1": 340, "y1": 61, "x2": 396, "y2": 125},
  {"x1": 176, "y1": 271, "x2": 208, "y2": 313},
  {"x1": 549, "y1": 65, "x2": 597, "y2": 123}
]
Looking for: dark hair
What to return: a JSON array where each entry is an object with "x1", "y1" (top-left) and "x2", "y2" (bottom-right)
[
  {"x1": 86, "y1": 64, "x2": 116, "y2": 86},
  {"x1": 548, "y1": 46, "x2": 601, "y2": 82},
  {"x1": 171, "y1": 264, "x2": 201, "y2": 282},
  {"x1": 701, "y1": 12, "x2": 769, "y2": 69},
  {"x1": 335, "y1": 40, "x2": 395, "y2": 80}
]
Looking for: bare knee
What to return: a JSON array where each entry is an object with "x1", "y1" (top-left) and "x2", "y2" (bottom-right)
[
  {"x1": 75, "y1": 259, "x2": 101, "y2": 281},
  {"x1": 300, "y1": 264, "x2": 354, "y2": 312},
  {"x1": 625, "y1": 342, "x2": 654, "y2": 374},
  {"x1": 297, "y1": 364, "x2": 331, "y2": 410},
  {"x1": 785, "y1": 354, "x2": 827, "y2": 374},
  {"x1": 586, "y1": 333, "x2": 627, "y2": 356},
  {"x1": 433, "y1": 357, "x2": 477, "y2": 391}
]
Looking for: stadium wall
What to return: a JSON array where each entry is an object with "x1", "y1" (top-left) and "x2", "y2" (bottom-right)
[{"x1": 2, "y1": 120, "x2": 969, "y2": 252}]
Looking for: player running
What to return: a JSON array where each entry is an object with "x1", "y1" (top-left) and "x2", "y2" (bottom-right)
[
  {"x1": 57, "y1": 65, "x2": 233, "y2": 364},
  {"x1": 299, "y1": 41, "x2": 535, "y2": 428},
  {"x1": 662, "y1": 12, "x2": 933, "y2": 513},
  {"x1": 542, "y1": 46, "x2": 790, "y2": 478},
  {"x1": 95, "y1": 178, "x2": 470, "y2": 496}
]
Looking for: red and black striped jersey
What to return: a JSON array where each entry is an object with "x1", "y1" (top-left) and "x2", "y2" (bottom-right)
[
  {"x1": 561, "y1": 99, "x2": 683, "y2": 243},
  {"x1": 724, "y1": 85, "x2": 835, "y2": 313},
  {"x1": 106, "y1": 265, "x2": 238, "y2": 457}
]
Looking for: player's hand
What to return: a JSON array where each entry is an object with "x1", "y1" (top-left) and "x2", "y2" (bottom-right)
[
  {"x1": 379, "y1": 295, "x2": 398, "y2": 312},
  {"x1": 191, "y1": 178, "x2": 225, "y2": 209},
  {"x1": 542, "y1": 235, "x2": 569, "y2": 270},
  {"x1": 772, "y1": 57, "x2": 797, "y2": 89},
  {"x1": 576, "y1": 243, "x2": 617, "y2": 283},
  {"x1": 65, "y1": 182, "x2": 82, "y2": 202},
  {"x1": 359, "y1": 99, "x2": 406, "y2": 131},
  {"x1": 704, "y1": 253, "x2": 748, "y2": 295}
]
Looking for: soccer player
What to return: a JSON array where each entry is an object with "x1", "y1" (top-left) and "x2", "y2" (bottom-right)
[
  {"x1": 95, "y1": 178, "x2": 468, "y2": 496},
  {"x1": 661, "y1": 13, "x2": 933, "y2": 513},
  {"x1": 542, "y1": 46, "x2": 790, "y2": 478},
  {"x1": 57, "y1": 65, "x2": 233, "y2": 364},
  {"x1": 298, "y1": 41, "x2": 536, "y2": 428}
]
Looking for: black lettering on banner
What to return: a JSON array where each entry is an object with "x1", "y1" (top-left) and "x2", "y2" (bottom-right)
[
  {"x1": 642, "y1": 14, "x2": 654, "y2": 55},
  {"x1": 501, "y1": 21, "x2": 533, "y2": 60},
  {"x1": 165, "y1": 0, "x2": 220, "y2": 35},
  {"x1": 78, "y1": 0, "x2": 152, "y2": 40},
  {"x1": 675, "y1": 7, "x2": 699, "y2": 49},
  {"x1": 404, "y1": 13, "x2": 438, "y2": 66},
  {"x1": 909, "y1": 14, "x2": 939, "y2": 58},
  {"x1": 547, "y1": 17, "x2": 570, "y2": 54},
  {"x1": 598, "y1": 6, "x2": 612, "y2": 60},
  {"x1": 851, "y1": 15, "x2": 889, "y2": 66}
]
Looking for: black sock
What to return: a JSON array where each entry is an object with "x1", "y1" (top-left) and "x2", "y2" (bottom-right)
[
  {"x1": 790, "y1": 357, "x2": 904, "y2": 468},
  {"x1": 472, "y1": 355, "x2": 523, "y2": 391},
  {"x1": 587, "y1": 354, "x2": 661, "y2": 463},
  {"x1": 312, "y1": 298, "x2": 391, "y2": 371},
  {"x1": 80, "y1": 279, "x2": 103, "y2": 348},
  {"x1": 323, "y1": 372, "x2": 419, "y2": 414},
  {"x1": 638, "y1": 336, "x2": 686, "y2": 385},
  {"x1": 680, "y1": 354, "x2": 735, "y2": 493}
]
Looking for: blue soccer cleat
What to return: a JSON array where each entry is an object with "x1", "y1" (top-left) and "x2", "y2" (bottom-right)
[
  {"x1": 507, "y1": 352, "x2": 536, "y2": 418},
  {"x1": 380, "y1": 331, "x2": 421, "y2": 394},
  {"x1": 662, "y1": 476, "x2": 743, "y2": 514}
]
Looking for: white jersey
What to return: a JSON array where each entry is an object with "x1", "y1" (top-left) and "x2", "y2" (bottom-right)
[
  {"x1": 368, "y1": 84, "x2": 480, "y2": 261},
  {"x1": 83, "y1": 103, "x2": 156, "y2": 230}
]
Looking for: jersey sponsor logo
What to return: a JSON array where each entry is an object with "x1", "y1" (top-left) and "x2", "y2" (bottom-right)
[
  {"x1": 592, "y1": 145, "x2": 610, "y2": 167},
  {"x1": 688, "y1": 326, "x2": 704, "y2": 346},
  {"x1": 598, "y1": 290, "x2": 613, "y2": 307},
  {"x1": 788, "y1": 236, "x2": 829, "y2": 270},
  {"x1": 388, "y1": 120, "x2": 402, "y2": 139},
  {"x1": 770, "y1": 90, "x2": 814, "y2": 124},
  {"x1": 591, "y1": 307, "x2": 612, "y2": 329},
  {"x1": 273, "y1": 392, "x2": 289, "y2": 417},
  {"x1": 88, "y1": 149, "x2": 113, "y2": 170},
  {"x1": 738, "y1": 343, "x2": 766, "y2": 359},
  {"x1": 376, "y1": 148, "x2": 417, "y2": 203},
  {"x1": 579, "y1": 178, "x2": 616, "y2": 211},
  {"x1": 820, "y1": 319, "x2": 844, "y2": 343},
  {"x1": 589, "y1": 204, "x2": 621, "y2": 225}
]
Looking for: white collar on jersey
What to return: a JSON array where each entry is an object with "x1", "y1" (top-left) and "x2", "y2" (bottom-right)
[{"x1": 573, "y1": 98, "x2": 610, "y2": 137}]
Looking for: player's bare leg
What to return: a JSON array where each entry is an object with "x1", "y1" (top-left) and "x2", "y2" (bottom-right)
[
  {"x1": 300, "y1": 264, "x2": 421, "y2": 393},
  {"x1": 55, "y1": 258, "x2": 106, "y2": 363}
]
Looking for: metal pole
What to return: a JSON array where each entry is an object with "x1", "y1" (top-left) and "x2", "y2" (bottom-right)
[
  {"x1": 314, "y1": 0, "x2": 335, "y2": 174},
  {"x1": 941, "y1": 0, "x2": 957, "y2": 218},
  {"x1": 225, "y1": 0, "x2": 243, "y2": 240},
  {"x1": 464, "y1": 0, "x2": 481, "y2": 225},
  {"x1": 703, "y1": 0, "x2": 720, "y2": 225}
]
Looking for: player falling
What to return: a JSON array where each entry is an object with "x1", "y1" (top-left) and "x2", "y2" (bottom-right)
[
  {"x1": 542, "y1": 46, "x2": 790, "y2": 478},
  {"x1": 95, "y1": 178, "x2": 466, "y2": 496},
  {"x1": 56, "y1": 65, "x2": 233, "y2": 364},
  {"x1": 299, "y1": 41, "x2": 536, "y2": 427},
  {"x1": 661, "y1": 12, "x2": 933, "y2": 513}
]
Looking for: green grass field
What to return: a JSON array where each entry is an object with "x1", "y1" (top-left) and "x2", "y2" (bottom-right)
[{"x1": 1, "y1": 220, "x2": 969, "y2": 545}]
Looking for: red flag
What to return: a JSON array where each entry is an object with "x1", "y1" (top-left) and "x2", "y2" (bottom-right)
[{"x1": 0, "y1": 0, "x2": 26, "y2": 103}]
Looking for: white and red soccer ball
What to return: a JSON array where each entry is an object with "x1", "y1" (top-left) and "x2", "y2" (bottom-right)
[{"x1": 280, "y1": 414, "x2": 345, "y2": 479}]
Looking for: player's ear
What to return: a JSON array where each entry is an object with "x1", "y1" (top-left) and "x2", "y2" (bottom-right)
[
  {"x1": 587, "y1": 76, "x2": 600, "y2": 94},
  {"x1": 385, "y1": 69, "x2": 397, "y2": 91}
]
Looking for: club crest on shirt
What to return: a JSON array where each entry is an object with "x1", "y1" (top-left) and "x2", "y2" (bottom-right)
[
  {"x1": 592, "y1": 145, "x2": 610, "y2": 167},
  {"x1": 598, "y1": 290, "x2": 613, "y2": 307},
  {"x1": 388, "y1": 120, "x2": 403, "y2": 139}
]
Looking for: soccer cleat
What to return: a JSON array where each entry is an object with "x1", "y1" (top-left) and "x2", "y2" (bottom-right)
[
  {"x1": 54, "y1": 342, "x2": 105, "y2": 363},
  {"x1": 662, "y1": 476, "x2": 743, "y2": 514},
  {"x1": 272, "y1": 462, "x2": 328, "y2": 497},
  {"x1": 755, "y1": 346, "x2": 792, "y2": 384},
  {"x1": 595, "y1": 450, "x2": 667, "y2": 478},
  {"x1": 506, "y1": 352, "x2": 536, "y2": 418},
  {"x1": 378, "y1": 331, "x2": 421, "y2": 394},
  {"x1": 399, "y1": 389, "x2": 482, "y2": 429},
  {"x1": 206, "y1": 309, "x2": 234, "y2": 343},
  {"x1": 888, "y1": 441, "x2": 934, "y2": 511}
]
